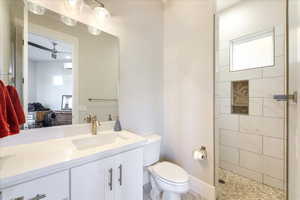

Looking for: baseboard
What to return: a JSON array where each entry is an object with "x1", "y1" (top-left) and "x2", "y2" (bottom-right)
[{"x1": 189, "y1": 175, "x2": 216, "y2": 200}]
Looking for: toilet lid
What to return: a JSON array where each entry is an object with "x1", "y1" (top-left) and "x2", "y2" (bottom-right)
[{"x1": 151, "y1": 162, "x2": 189, "y2": 184}]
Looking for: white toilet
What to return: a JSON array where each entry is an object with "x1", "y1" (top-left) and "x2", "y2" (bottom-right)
[{"x1": 143, "y1": 135, "x2": 189, "y2": 200}]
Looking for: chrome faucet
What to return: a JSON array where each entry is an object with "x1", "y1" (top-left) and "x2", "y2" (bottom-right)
[{"x1": 84, "y1": 114, "x2": 101, "y2": 135}]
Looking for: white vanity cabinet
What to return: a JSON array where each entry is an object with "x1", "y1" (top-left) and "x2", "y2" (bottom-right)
[
  {"x1": 0, "y1": 171, "x2": 69, "y2": 200},
  {"x1": 114, "y1": 149, "x2": 143, "y2": 200},
  {"x1": 71, "y1": 148, "x2": 143, "y2": 200}
]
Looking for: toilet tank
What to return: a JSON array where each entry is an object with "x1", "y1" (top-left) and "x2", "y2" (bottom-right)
[{"x1": 143, "y1": 134, "x2": 161, "y2": 166}]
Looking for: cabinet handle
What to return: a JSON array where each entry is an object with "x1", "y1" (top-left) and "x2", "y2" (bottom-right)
[
  {"x1": 118, "y1": 164, "x2": 123, "y2": 186},
  {"x1": 108, "y1": 168, "x2": 113, "y2": 191},
  {"x1": 29, "y1": 194, "x2": 46, "y2": 200},
  {"x1": 10, "y1": 197, "x2": 24, "y2": 200}
]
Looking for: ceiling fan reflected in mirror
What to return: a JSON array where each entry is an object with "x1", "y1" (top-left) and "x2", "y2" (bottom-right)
[{"x1": 28, "y1": 41, "x2": 71, "y2": 59}]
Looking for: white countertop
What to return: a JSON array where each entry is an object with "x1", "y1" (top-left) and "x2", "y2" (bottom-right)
[{"x1": 0, "y1": 130, "x2": 147, "y2": 189}]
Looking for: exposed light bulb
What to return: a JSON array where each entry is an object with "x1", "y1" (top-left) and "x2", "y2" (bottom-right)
[
  {"x1": 94, "y1": 6, "x2": 111, "y2": 20},
  {"x1": 68, "y1": 0, "x2": 78, "y2": 6},
  {"x1": 88, "y1": 26, "x2": 102, "y2": 36},
  {"x1": 64, "y1": 0, "x2": 83, "y2": 14},
  {"x1": 61, "y1": 15, "x2": 77, "y2": 27},
  {"x1": 28, "y1": 1, "x2": 46, "y2": 15}
]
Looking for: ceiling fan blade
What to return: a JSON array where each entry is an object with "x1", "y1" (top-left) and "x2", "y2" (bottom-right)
[{"x1": 28, "y1": 42, "x2": 52, "y2": 52}]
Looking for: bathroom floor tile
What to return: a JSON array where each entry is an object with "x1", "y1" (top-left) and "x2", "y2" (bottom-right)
[
  {"x1": 217, "y1": 169, "x2": 285, "y2": 200},
  {"x1": 143, "y1": 188, "x2": 205, "y2": 200}
]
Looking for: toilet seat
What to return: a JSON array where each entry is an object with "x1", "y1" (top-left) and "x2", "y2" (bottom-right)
[{"x1": 151, "y1": 162, "x2": 189, "y2": 185}]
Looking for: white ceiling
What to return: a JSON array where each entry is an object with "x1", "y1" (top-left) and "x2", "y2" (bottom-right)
[
  {"x1": 216, "y1": 0, "x2": 241, "y2": 12},
  {"x1": 28, "y1": 33, "x2": 73, "y2": 62}
]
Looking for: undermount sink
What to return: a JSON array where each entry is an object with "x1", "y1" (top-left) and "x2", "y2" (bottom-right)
[{"x1": 72, "y1": 133, "x2": 118, "y2": 150}]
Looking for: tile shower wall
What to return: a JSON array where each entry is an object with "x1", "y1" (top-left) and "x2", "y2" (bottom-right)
[{"x1": 215, "y1": 24, "x2": 286, "y2": 190}]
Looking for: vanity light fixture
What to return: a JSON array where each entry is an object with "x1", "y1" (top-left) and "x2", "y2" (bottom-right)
[
  {"x1": 94, "y1": 2, "x2": 111, "y2": 20},
  {"x1": 85, "y1": 0, "x2": 111, "y2": 20},
  {"x1": 61, "y1": 15, "x2": 78, "y2": 27},
  {"x1": 66, "y1": 0, "x2": 84, "y2": 9},
  {"x1": 88, "y1": 25, "x2": 102, "y2": 35},
  {"x1": 27, "y1": 1, "x2": 46, "y2": 15},
  {"x1": 68, "y1": 0, "x2": 81, "y2": 6}
]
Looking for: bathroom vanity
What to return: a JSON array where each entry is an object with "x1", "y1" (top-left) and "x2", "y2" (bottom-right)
[
  {"x1": 0, "y1": 127, "x2": 147, "y2": 200},
  {"x1": 0, "y1": 1, "x2": 162, "y2": 200}
]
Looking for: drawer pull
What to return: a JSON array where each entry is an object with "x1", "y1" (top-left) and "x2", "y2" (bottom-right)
[
  {"x1": 29, "y1": 194, "x2": 46, "y2": 200},
  {"x1": 118, "y1": 164, "x2": 123, "y2": 186},
  {"x1": 10, "y1": 197, "x2": 24, "y2": 200},
  {"x1": 108, "y1": 168, "x2": 113, "y2": 191}
]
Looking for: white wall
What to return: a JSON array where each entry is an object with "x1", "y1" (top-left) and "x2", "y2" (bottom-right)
[
  {"x1": 28, "y1": 60, "x2": 37, "y2": 102},
  {"x1": 216, "y1": 0, "x2": 286, "y2": 190},
  {"x1": 30, "y1": 0, "x2": 164, "y2": 134},
  {"x1": 28, "y1": 60, "x2": 72, "y2": 110},
  {"x1": 163, "y1": 0, "x2": 215, "y2": 186}
]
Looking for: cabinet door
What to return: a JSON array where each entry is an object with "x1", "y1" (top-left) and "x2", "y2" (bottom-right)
[
  {"x1": 71, "y1": 156, "x2": 115, "y2": 200},
  {"x1": 115, "y1": 148, "x2": 143, "y2": 200},
  {"x1": 1, "y1": 171, "x2": 69, "y2": 200}
]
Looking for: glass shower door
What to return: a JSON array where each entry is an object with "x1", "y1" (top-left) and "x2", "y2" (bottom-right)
[
  {"x1": 214, "y1": 1, "x2": 287, "y2": 199},
  {"x1": 288, "y1": 0, "x2": 300, "y2": 199}
]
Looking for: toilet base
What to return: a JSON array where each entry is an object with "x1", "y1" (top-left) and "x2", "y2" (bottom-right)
[{"x1": 162, "y1": 191, "x2": 181, "y2": 200}]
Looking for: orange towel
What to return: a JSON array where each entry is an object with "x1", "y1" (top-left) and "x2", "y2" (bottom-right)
[
  {"x1": 7, "y1": 85, "x2": 26, "y2": 125},
  {"x1": 0, "y1": 80, "x2": 20, "y2": 138}
]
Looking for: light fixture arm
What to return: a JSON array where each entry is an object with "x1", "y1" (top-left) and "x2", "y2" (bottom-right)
[
  {"x1": 84, "y1": 0, "x2": 105, "y2": 8},
  {"x1": 93, "y1": 0, "x2": 105, "y2": 8}
]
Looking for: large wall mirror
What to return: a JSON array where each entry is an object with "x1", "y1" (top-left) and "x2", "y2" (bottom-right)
[
  {"x1": 0, "y1": 0, "x2": 24, "y2": 95},
  {"x1": 0, "y1": 0, "x2": 119, "y2": 130}
]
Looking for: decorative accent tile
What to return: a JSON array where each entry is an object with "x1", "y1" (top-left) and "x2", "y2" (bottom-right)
[{"x1": 232, "y1": 80, "x2": 249, "y2": 114}]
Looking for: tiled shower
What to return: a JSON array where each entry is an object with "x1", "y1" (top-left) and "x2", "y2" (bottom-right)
[{"x1": 215, "y1": 1, "x2": 286, "y2": 191}]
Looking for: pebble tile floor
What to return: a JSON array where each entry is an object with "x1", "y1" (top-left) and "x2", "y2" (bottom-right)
[
  {"x1": 217, "y1": 169, "x2": 286, "y2": 200},
  {"x1": 144, "y1": 191, "x2": 205, "y2": 200},
  {"x1": 143, "y1": 169, "x2": 285, "y2": 200}
]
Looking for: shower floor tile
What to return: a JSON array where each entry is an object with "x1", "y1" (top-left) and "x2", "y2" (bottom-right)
[{"x1": 217, "y1": 169, "x2": 286, "y2": 200}]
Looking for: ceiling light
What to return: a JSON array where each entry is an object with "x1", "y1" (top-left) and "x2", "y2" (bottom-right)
[
  {"x1": 88, "y1": 26, "x2": 102, "y2": 36},
  {"x1": 28, "y1": 1, "x2": 46, "y2": 15},
  {"x1": 61, "y1": 15, "x2": 77, "y2": 27}
]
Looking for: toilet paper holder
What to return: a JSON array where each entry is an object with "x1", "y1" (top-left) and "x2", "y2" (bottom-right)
[{"x1": 193, "y1": 146, "x2": 207, "y2": 161}]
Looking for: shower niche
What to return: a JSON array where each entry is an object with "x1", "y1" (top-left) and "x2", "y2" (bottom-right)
[{"x1": 231, "y1": 80, "x2": 249, "y2": 115}]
